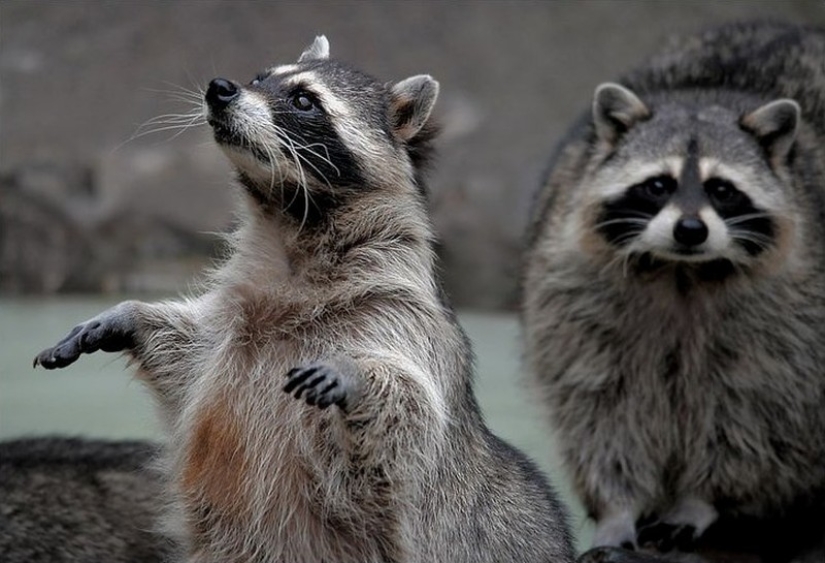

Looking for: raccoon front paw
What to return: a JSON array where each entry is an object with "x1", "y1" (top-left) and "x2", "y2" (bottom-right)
[
  {"x1": 33, "y1": 311, "x2": 135, "y2": 370},
  {"x1": 593, "y1": 510, "x2": 638, "y2": 551},
  {"x1": 637, "y1": 521, "x2": 698, "y2": 552},
  {"x1": 636, "y1": 497, "x2": 715, "y2": 553},
  {"x1": 283, "y1": 363, "x2": 353, "y2": 410}
]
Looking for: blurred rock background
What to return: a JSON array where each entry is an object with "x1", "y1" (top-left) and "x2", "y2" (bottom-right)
[{"x1": 2, "y1": 0, "x2": 823, "y2": 309}]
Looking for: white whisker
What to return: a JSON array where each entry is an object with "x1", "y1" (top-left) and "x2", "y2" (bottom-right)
[
  {"x1": 723, "y1": 212, "x2": 773, "y2": 227},
  {"x1": 593, "y1": 217, "x2": 651, "y2": 230}
]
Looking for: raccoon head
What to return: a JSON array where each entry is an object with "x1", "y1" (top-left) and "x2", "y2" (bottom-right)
[
  {"x1": 586, "y1": 82, "x2": 800, "y2": 268},
  {"x1": 204, "y1": 36, "x2": 438, "y2": 217}
]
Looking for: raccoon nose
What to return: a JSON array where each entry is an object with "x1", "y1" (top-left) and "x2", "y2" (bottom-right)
[
  {"x1": 206, "y1": 78, "x2": 240, "y2": 110},
  {"x1": 673, "y1": 216, "x2": 709, "y2": 246}
]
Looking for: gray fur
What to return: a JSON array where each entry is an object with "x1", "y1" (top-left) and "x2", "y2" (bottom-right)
[
  {"x1": 0, "y1": 437, "x2": 174, "y2": 562},
  {"x1": 593, "y1": 83, "x2": 651, "y2": 145},
  {"x1": 35, "y1": 38, "x2": 574, "y2": 562},
  {"x1": 523, "y1": 21, "x2": 825, "y2": 562},
  {"x1": 740, "y1": 98, "x2": 800, "y2": 165}
]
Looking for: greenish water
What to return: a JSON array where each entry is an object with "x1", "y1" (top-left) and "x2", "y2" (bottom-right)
[{"x1": 0, "y1": 295, "x2": 592, "y2": 546}]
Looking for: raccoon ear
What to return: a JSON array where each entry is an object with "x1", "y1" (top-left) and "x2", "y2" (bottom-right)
[
  {"x1": 298, "y1": 35, "x2": 330, "y2": 62},
  {"x1": 389, "y1": 75, "x2": 439, "y2": 142},
  {"x1": 593, "y1": 83, "x2": 650, "y2": 144},
  {"x1": 741, "y1": 99, "x2": 800, "y2": 164}
]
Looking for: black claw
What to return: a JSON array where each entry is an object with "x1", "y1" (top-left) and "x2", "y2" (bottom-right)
[
  {"x1": 319, "y1": 380, "x2": 338, "y2": 394},
  {"x1": 283, "y1": 363, "x2": 350, "y2": 410},
  {"x1": 304, "y1": 373, "x2": 327, "y2": 389},
  {"x1": 304, "y1": 389, "x2": 319, "y2": 406},
  {"x1": 292, "y1": 373, "x2": 327, "y2": 399},
  {"x1": 283, "y1": 366, "x2": 320, "y2": 393}
]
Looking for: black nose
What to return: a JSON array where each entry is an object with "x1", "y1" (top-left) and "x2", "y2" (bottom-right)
[
  {"x1": 206, "y1": 78, "x2": 239, "y2": 110},
  {"x1": 673, "y1": 216, "x2": 709, "y2": 246}
]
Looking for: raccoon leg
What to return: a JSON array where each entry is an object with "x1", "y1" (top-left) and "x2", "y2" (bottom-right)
[
  {"x1": 33, "y1": 299, "x2": 200, "y2": 403},
  {"x1": 593, "y1": 506, "x2": 640, "y2": 550},
  {"x1": 637, "y1": 497, "x2": 717, "y2": 552}
]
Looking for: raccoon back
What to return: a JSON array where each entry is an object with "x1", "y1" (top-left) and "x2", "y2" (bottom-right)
[{"x1": 0, "y1": 437, "x2": 172, "y2": 563}]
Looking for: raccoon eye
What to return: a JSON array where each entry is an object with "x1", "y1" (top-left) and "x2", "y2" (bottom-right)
[
  {"x1": 291, "y1": 91, "x2": 316, "y2": 112},
  {"x1": 642, "y1": 176, "x2": 677, "y2": 199},
  {"x1": 705, "y1": 178, "x2": 737, "y2": 202}
]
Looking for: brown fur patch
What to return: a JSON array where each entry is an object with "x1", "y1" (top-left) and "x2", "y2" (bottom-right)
[
  {"x1": 578, "y1": 201, "x2": 613, "y2": 258},
  {"x1": 180, "y1": 396, "x2": 250, "y2": 538}
]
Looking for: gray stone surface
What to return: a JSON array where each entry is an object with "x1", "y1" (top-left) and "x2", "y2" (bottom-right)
[{"x1": 2, "y1": 1, "x2": 823, "y2": 307}]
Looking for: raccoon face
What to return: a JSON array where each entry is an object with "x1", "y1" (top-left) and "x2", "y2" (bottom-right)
[
  {"x1": 203, "y1": 36, "x2": 438, "y2": 209},
  {"x1": 587, "y1": 83, "x2": 800, "y2": 266}
]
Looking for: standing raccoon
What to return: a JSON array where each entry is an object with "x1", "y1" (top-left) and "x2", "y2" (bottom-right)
[
  {"x1": 522, "y1": 21, "x2": 825, "y2": 560},
  {"x1": 34, "y1": 37, "x2": 574, "y2": 563}
]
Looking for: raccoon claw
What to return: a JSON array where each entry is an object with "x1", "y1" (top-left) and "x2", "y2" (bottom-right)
[
  {"x1": 33, "y1": 316, "x2": 134, "y2": 370},
  {"x1": 283, "y1": 363, "x2": 351, "y2": 410},
  {"x1": 637, "y1": 521, "x2": 698, "y2": 552}
]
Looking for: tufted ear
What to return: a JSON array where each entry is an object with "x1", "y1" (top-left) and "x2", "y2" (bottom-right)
[
  {"x1": 593, "y1": 83, "x2": 650, "y2": 144},
  {"x1": 740, "y1": 99, "x2": 800, "y2": 166},
  {"x1": 389, "y1": 75, "x2": 439, "y2": 142},
  {"x1": 298, "y1": 35, "x2": 330, "y2": 62}
]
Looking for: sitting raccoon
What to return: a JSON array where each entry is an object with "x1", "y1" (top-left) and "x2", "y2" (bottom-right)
[
  {"x1": 34, "y1": 37, "x2": 574, "y2": 563},
  {"x1": 522, "y1": 21, "x2": 825, "y2": 561}
]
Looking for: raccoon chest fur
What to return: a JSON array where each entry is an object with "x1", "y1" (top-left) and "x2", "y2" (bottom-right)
[
  {"x1": 173, "y1": 363, "x2": 380, "y2": 562},
  {"x1": 535, "y1": 267, "x2": 825, "y2": 512}
]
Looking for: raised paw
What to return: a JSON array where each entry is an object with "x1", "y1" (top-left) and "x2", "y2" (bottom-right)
[
  {"x1": 33, "y1": 312, "x2": 135, "y2": 370},
  {"x1": 637, "y1": 521, "x2": 698, "y2": 553},
  {"x1": 283, "y1": 362, "x2": 353, "y2": 410}
]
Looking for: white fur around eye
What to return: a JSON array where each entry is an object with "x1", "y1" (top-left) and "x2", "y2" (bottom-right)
[
  {"x1": 706, "y1": 161, "x2": 781, "y2": 211},
  {"x1": 638, "y1": 204, "x2": 681, "y2": 250},
  {"x1": 283, "y1": 71, "x2": 388, "y2": 174},
  {"x1": 271, "y1": 64, "x2": 299, "y2": 76},
  {"x1": 699, "y1": 206, "x2": 731, "y2": 254},
  {"x1": 593, "y1": 158, "x2": 683, "y2": 200},
  {"x1": 235, "y1": 90, "x2": 273, "y2": 125},
  {"x1": 284, "y1": 72, "x2": 352, "y2": 119}
]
